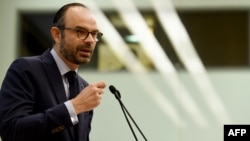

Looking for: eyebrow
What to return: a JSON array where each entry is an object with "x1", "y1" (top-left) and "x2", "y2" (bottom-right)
[{"x1": 74, "y1": 26, "x2": 99, "y2": 32}]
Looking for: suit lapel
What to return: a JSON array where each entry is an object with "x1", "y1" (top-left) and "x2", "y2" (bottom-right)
[
  {"x1": 41, "y1": 49, "x2": 67, "y2": 103},
  {"x1": 41, "y1": 49, "x2": 92, "y2": 141},
  {"x1": 41, "y1": 49, "x2": 80, "y2": 141}
]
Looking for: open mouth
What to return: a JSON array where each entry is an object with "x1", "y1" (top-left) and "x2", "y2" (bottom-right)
[{"x1": 78, "y1": 49, "x2": 91, "y2": 57}]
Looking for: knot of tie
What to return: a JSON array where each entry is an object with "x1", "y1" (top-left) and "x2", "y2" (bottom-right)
[
  {"x1": 65, "y1": 71, "x2": 76, "y2": 86},
  {"x1": 65, "y1": 71, "x2": 78, "y2": 99}
]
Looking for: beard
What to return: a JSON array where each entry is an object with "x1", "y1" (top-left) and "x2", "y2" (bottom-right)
[{"x1": 59, "y1": 38, "x2": 92, "y2": 65}]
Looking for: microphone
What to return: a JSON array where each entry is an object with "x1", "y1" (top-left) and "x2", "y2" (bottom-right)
[
  {"x1": 109, "y1": 85, "x2": 148, "y2": 141},
  {"x1": 109, "y1": 85, "x2": 121, "y2": 99}
]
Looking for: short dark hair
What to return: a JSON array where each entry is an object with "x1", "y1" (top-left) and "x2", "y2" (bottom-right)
[{"x1": 53, "y1": 3, "x2": 88, "y2": 26}]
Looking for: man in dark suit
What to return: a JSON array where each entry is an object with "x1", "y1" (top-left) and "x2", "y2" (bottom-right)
[{"x1": 0, "y1": 2, "x2": 106, "y2": 141}]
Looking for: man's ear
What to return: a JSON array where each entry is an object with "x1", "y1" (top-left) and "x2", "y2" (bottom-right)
[{"x1": 51, "y1": 26, "x2": 61, "y2": 43}]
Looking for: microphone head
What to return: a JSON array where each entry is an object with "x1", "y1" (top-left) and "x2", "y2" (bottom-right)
[
  {"x1": 109, "y1": 85, "x2": 117, "y2": 94},
  {"x1": 109, "y1": 85, "x2": 121, "y2": 99}
]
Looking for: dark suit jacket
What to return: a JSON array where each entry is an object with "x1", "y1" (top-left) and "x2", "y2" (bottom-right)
[{"x1": 0, "y1": 49, "x2": 92, "y2": 141}]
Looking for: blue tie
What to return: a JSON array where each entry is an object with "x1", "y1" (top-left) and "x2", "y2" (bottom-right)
[
  {"x1": 65, "y1": 71, "x2": 78, "y2": 99},
  {"x1": 65, "y1": 71, "x2": 79, "y2": 140}
]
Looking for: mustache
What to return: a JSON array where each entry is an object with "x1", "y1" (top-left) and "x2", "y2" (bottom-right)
[
  {"x1": 76, "y1": 45, "x2": 93, "y2": 54},
  {"x1": 77, "y1": 45, "x2": 91, "y2": 50}
]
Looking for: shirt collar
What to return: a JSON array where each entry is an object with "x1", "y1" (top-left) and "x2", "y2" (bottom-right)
[{"x1": 50, "y1": 48, "x2": 77, "y2": 76}]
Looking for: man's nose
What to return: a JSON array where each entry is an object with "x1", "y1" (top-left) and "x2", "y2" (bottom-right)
[{"x1": 84, "y1": 33, "x2": 96, "y2": 42}]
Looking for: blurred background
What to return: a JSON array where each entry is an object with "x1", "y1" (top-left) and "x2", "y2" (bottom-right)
[{"x1": 1, "y1": 0, "x2": 250, "y2": 140}]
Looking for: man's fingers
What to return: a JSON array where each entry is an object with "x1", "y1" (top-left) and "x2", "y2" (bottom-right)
[{"x1": 93, "y1": 81, "x2": 106, "y2": 89}]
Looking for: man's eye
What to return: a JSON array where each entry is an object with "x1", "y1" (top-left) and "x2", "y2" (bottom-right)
[
  {"x1": 77, "y1": 30, "x2": 87, "y2": 34},
  {"x1": 91, "y1": 32, "x2": 98, "y2": 36}
]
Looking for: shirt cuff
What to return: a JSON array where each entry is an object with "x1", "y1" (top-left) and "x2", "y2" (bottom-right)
[{"x1": 64, "y1": 100, "x2": 79, "y2": 125}]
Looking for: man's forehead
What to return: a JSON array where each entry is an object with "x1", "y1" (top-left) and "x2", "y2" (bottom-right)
[
  {"x1": 65, "y1": 7, "x2": 93, "y2": 20},
  {"x1": 64, "y1": 6, "x2": 98, "y2": 30},
  {"x1": 65, "y1": 6, "x2": 89, "y2": 17}
]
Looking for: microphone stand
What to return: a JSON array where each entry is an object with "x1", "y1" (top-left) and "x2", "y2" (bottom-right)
[
  {"x1": 113, "y1": 89, "x2": 148, "y2": 141},
  {"x1": 117, "y1": 95, "x2": 138, "y2": 141}
]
